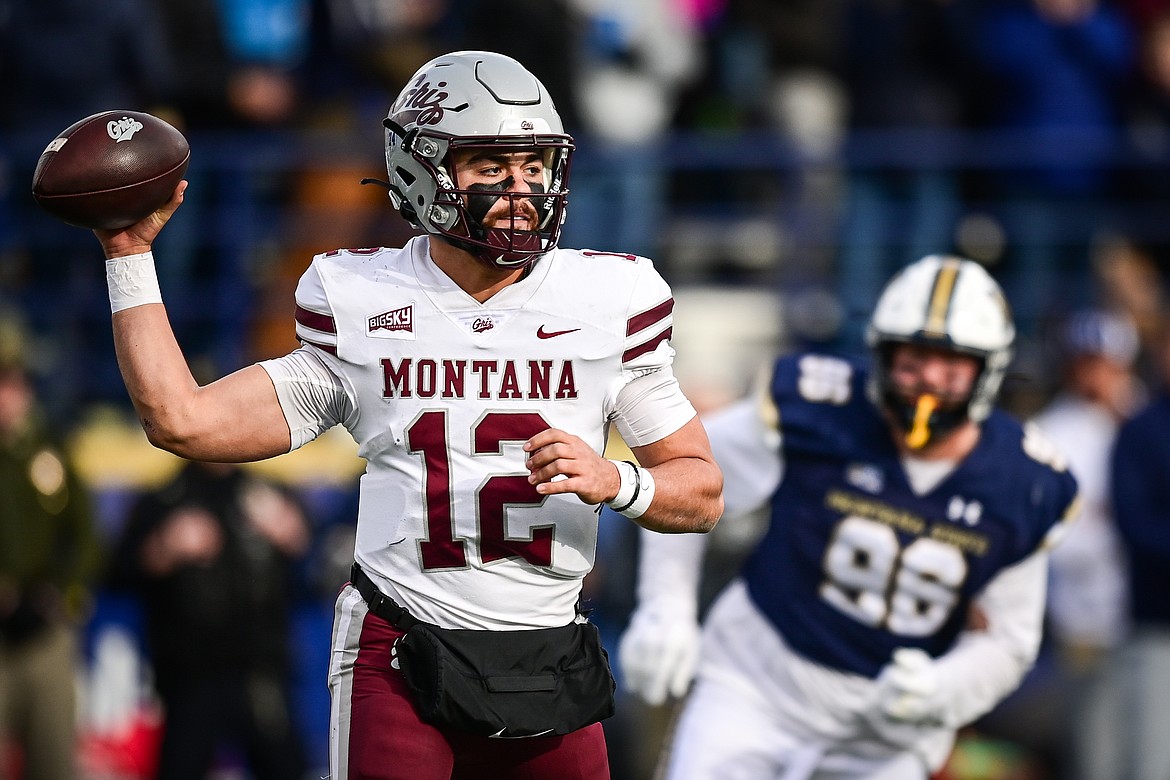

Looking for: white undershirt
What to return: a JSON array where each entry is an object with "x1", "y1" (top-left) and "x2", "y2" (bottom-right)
[{"x1": 900, "y1": 456, "x2": 958, "y2": 496}]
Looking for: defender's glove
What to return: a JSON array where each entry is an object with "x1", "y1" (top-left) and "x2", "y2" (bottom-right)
[
  {"x1": 618, "y1": 598, "x2": 701, "y2": 706},
  {"x1": 865, "y1": 647, "x2": 951, "y2": 747}
]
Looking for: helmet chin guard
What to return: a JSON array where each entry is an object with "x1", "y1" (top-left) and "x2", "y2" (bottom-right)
[
  {"x1": 381, "y1": 51, "x2": 574, "y2": 269},
  {"x1": 865, "y1": 255, "x2": 1015, "y2": 445}
]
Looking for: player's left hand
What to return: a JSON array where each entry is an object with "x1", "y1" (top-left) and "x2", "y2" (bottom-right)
[
  {"x1": 523, "y1": 428, "x2": 620, "y2": 504},
  {"x1": 618, "y1": 597, "x2": 700, "y2": 706},
  {"x1": 875, "y1": 647, "x2": 947, "y2": 726},
  {"x1": 864, "y1": 647, "x2": 950, "y2": 748}
]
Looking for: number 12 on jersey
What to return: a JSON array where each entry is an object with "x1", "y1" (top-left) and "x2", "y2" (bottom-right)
[{"x1": 408, "y1": 410, "x2": 556, "y2": 570}]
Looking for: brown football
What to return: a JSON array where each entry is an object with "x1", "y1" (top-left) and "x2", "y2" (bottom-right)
[{"x1": 31, "y1": 110, "x2": 190, "y2": 231}]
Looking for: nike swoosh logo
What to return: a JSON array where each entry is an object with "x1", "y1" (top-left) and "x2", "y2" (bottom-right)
[{"x1": 536, "y1": 326, "x2": 580, "y2": 339}]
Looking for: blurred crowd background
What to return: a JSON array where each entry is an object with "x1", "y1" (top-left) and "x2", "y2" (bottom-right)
[{"x1": 3, "y1": 0, "x2": 1170, "y2": 778}]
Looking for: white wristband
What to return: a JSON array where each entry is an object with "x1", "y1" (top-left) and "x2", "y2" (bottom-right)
[
  {"x1": 619, "y1": 467, "x2": 655, "y2": 519},
  {"x1": 607, "y1": 459, "x2": 656, "y2": 519},
  {"x1": 607, "y1": 460, "x2": 639, "y2": 510},
  {"x1": 106, "y1": 251, "x2": 163, "y2": 313}
]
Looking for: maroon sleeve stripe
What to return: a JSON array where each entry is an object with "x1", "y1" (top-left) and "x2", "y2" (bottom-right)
[
  {"x1": 301, "y1": 338, "x2": 337, "y2": 356},
  {"x1": 295, "y1": 305, "x2": 336, "y2": 334},
  {"x1": 622, "y1": 326, "x2": 672, "y2": 363},
  {"x1": 626, "y1": 298, "x2": 674, "y2": 337}
]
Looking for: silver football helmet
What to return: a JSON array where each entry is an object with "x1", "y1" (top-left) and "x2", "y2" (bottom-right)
[
  {"x1": 381, "y1": 51, "x2": 574, "y2": 269},
  {"x1": 866, "y1": 254, "x2": 1015, "y2": 445}
]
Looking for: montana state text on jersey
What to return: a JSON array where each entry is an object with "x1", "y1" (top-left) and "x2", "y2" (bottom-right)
[{"x1": 747, "y1": 352, "x2": 1079, "y2": 677}]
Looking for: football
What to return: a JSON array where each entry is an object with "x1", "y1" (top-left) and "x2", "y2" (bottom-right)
[{"x1": 31, "y1": 110, "x2": 190, "y2": 231}]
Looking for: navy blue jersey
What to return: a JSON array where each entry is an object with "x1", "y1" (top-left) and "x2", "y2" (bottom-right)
[
  {"x1": 741, "y1": 353, "x2": 1078, "y2": 678},
  {"x1": 1112, "y1": 394, "x2": 1170, "y2": 626}
]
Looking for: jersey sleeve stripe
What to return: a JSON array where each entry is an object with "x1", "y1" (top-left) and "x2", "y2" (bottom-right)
[
  {"x1": 299, "y1": 338, "x2": 337, "y2": 356},
  {"x1": 295, "y1": 305, "x2": 337, "y2": 334},
  {"x1": 623, "y1": 326, "x2": 672, "y2": 363},
  {"x1": 626, "y1": 298, "x2": 674, "y2": 336}
]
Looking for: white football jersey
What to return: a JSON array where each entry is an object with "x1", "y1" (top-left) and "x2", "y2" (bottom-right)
[{"x1": 285, "y1": 236, "x2": 691, "y2": 629}]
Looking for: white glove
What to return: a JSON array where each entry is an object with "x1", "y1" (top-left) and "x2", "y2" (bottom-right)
[
  {"x1": 876, "y1": 648, "x2": 947, "y2": 725},
  {"x1": 618, "y1": 598, "x2": 701, "y2": 706}
]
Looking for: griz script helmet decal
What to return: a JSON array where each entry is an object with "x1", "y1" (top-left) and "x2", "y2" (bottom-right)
[{"x1": 391, "y1": 75, "x2": 469, "y2": 127}]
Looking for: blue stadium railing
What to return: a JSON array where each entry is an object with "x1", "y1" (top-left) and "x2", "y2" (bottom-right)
[{"x1": 2, "y1": 125, "x2": 1168, "y2": 418}]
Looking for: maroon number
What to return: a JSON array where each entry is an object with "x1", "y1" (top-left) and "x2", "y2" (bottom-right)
[
  {"x1": 408, "y1": 411, "x2": 553, "y2": 570},
  {"x1": 408, "y1": 410, "x2": 465, "y2": 569}
]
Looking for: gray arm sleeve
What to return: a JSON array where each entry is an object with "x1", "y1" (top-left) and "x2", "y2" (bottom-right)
[{"x1": 258, "y1": 347, "x2": 351, "y2": 451}]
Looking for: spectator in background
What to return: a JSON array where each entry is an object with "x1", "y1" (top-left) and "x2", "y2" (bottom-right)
[
  {"x1": 557, "y1": 0, "x2": 703, "y2": 260},
  {"x1": 0, "y1": 315, "x2": 102, "y2": 780},
  {"x1": 695, "y1": 0, "x2": 842, "y2": 130},
  {"x1": 996, "y1": 308, "x2": 1141, "y2": 779},
  {"x1": 108, "y1": 461, "x2": 311, "y2": 780},
  {"x1": 670, "y1": 0, "x2": 849, "y2": 290},
  {"x1": 0, "y1": 0, "x2": 173, "y2": 139},
  {"x1": 322, "y1": 0, "x2": 455, "y2": 100},
  {"x1": 1108, "y1": 315, "x2": 1170, "y2": 780},
  {"x1": 1035, "y1": 310, "x2": 1139, "y2": 660},
  {"x1": 1118, "y1": 3, "x2": 1170, "y2": 285},
  {"x1": 0, "y1": 0, "x2": 175, "y2": 416},
  {"x1": 146, "y1": 0, "x2": 313, "y2": 375},
  {"x1": 835, "y1": 0, "x2": 969, "y2": 351},
  {"x1": 150, "y1": 0, "x2": 307, "y2": 130},
  {"x1": 957, "y1": 0, "x2": 1136, "y2": 337}
]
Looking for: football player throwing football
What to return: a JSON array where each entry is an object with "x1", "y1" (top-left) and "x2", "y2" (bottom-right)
[{"x1": 90, "y1": 51, "x2": 723, "y2": 780}]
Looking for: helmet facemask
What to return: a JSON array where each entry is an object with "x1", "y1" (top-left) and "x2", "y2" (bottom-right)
[
  {"x1": 872, "y1": 340, "x2": 996, "y2": 450},
  {"x1": 438, "y1": 138, "x2": 571, "y2": 268},
  {"x1": 379, "y1": 52, "x2": 575, "y2": 270}
]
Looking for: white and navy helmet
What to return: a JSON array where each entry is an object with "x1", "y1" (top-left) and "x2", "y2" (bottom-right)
[
  {"x1": 866, "y1": 254, "x2": 1015, "y2": 436},
  {"x1": 380, "y1": 51, "x2": 574, "y2": 269}
]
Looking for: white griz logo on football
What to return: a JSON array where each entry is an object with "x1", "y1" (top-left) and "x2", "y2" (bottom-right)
[{"x1": 107, "y1": 117, "x2": 144, "y2": 142}]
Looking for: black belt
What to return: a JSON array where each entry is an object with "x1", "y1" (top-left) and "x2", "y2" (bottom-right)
[{"x1": 350, "y1": 562, "x2": 419, "y2": 630}]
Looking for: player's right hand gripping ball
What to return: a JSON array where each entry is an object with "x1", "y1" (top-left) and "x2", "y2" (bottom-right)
[{"x1": 31, "y1": 110, "x2": 190, "y2": 231}]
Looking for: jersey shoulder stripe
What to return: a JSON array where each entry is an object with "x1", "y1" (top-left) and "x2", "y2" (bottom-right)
[
  {"x1": 557, "y1": 249, "x2": 677, "y2": 370},
  {"x1": 623, "y1": 298, "x2": 674, "y2": 364},
  {"x1": 295, "y1": 305, "x2": 335, "y2": 334},
  {"x1": 293, "y1": 245, "x2": 409, "y2": 351},
  {"x1": 627, "y1": 298, "x2": 674, "y2": 336},
  {"x1": 294, "y1": 305, "x2": 337, "y2": 354}
]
